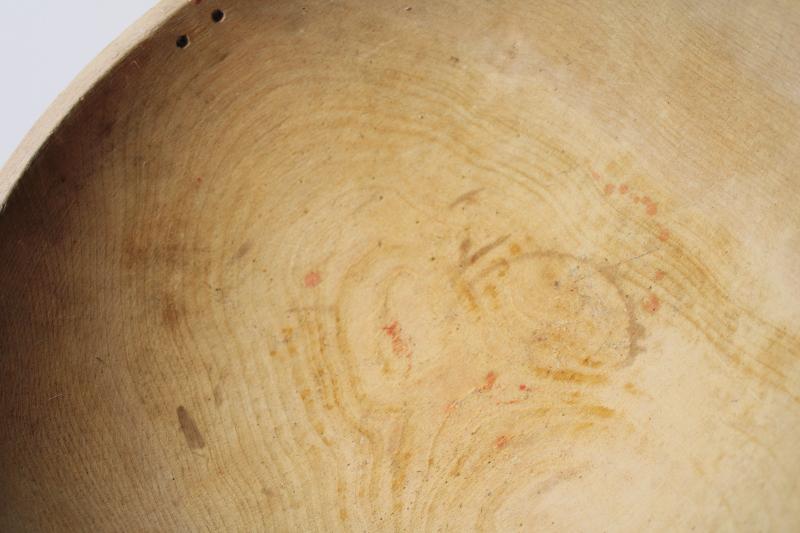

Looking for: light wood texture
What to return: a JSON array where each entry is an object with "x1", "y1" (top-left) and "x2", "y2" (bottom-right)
[{"x1": 2, "y1": 0, "x2": 800, "y2": 531}]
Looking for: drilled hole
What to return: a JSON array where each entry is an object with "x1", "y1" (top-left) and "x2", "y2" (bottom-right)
[
  {"x1": 176, "y1": 35, "x2": 190, "y2": 48},
  {"x1": 212, "y1": 9, "x2": 225, "y2": 22}
]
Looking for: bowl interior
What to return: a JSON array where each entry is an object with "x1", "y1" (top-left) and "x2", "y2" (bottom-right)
[{"x1": 2, "y1": 0, "x2": 800, "y2": 530}]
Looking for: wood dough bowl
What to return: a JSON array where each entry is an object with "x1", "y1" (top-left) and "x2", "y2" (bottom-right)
[{"x1": 2, "y1": 1, "x2": 800, "y2": 530}]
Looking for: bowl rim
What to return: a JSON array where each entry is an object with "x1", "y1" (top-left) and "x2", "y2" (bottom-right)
[{"x1": 0, "y1": 0, "x2": 183, "y2": 207}]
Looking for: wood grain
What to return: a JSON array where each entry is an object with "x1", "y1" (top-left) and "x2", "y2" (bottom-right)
[{"x1": 1, "y1": 0, "x2": 800, "y2": 530}]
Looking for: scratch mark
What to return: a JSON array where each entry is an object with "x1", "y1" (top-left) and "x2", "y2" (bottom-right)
[
  {"x1": 358, "y1": 37, "x2": 400, "y2": 62},
  {"x1": 467, "y1": 235, "x2": 510, "y2": 266},
  {"x1": 449, "y1": 188, "x2": 484, "y2": 209},
  {"x1": 573, "y1": 247, "x2": 659, "y2": 283}
]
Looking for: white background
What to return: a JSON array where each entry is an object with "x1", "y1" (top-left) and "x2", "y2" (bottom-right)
[{"x1": 0, "y1": 1, "x2": 157, "y2": 168}]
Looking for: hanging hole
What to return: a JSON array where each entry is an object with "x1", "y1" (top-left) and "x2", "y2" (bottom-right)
[
  {"x1": 176, "y1": 35, "x2": 190, "y2": 48},
  {"x1": 212, "y1": 9, "x2": 225, "y2": 22}
]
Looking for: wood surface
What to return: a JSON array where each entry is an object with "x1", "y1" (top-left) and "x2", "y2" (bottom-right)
[{"x1": 2, "y1": 0, "x2": 800, "y2": 530}]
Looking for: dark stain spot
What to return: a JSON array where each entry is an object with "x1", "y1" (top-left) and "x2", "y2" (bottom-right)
[
  {"x1": 177, "y1": 406, "x2": 205, "y2": 449},
  {"x1": 234, "y1": 241, "x2": 252, "y2": 260},
  {"x1": 162, "y1": 294, "x2": 182, "y2": 332},
  {"x1": 459, "y1": 238, "x2": 472, "y2": 259},
  {"x1": 98, "y1": 119, "x2": 117, "y2": 138}
]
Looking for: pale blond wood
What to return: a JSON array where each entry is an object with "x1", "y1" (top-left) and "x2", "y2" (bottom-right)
[{"x1": 1, "y1": 0, "x2": 800, "y2": 531}]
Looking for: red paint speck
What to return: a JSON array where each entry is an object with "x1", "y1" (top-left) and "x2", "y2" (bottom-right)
[
  {"x1": 519, "y1": 384, "x2": 528, "y2": 391},
  {"x1": 444, "y1": 400, "x2": 457, "y2": 414},
  {"x1": 657, "y1": 227, "x2": 670, "y2": 241},
  {"x1": 654, "y1": 270, "x2": 666, "y2": 281},
  {"x1": 604, "y1": 183, "x2": 615, "y2": 195},
  {"x1": 304, "y1": 271, "x2": 321, "y2": 288},
  {"x1": 479, "y1": 371, "x2": 498, "y2": 392},
  {"x1": 641, "y1": 196, "x2": 658, "y2": 216},
  {"x1": 383, "y1": 321, "x2": 399, "y2": 337},
  {"x1": 643, "y1": 293, "x2": 661, "y2": 313},
  {"x1": 196, "y1": 176, "x2": 203, "y2": 184},
  {"x1": 382, "y1": 321, "x2": 412, "y2": 362},
  {"x1": 494, "y1": 435, "x2": 510, "y2": 449},
  {"x1": 590, "y1": 169, "x2": 602, "y2": 181},
  {"x1": 619, "y1": 184, "x2": 629, "y2": 194}
]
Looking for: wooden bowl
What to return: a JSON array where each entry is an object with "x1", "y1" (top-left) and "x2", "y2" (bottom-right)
[{"x1": 2, "y1": 1, "x2": 799, "y2": 530}]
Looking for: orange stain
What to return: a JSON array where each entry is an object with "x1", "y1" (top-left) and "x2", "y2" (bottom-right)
[
  {"x1": 590, "y1": 169, "x2": 602, "y2": 181},
  {"x1": 654, "y1": 270, "x2": 666, "y2": 281},
  {"x1": 657, "y1": 227, "x2": 670, "y2": 241},
  {"x1": 304, "y1": 271, "x2": 321, "y2": 288},
  {"x1": 633, "y1": 195, "x2": 641, "y2": 203},
  {"x1": 624, "y1": 382, "x2": 642, "y2": 395},
  {"x1": 604, "y1": 183, "x2": 615, "y2": 195},
  {"x1": 619, "y1": 184, "x2": 629, "y2": 194},
  {"x1": 494, "y1": 435, "x2": 510, "y2": 449},
  {"x1": 496, "y1": 399, "x2": 523, "y2": 405},
  {"x1": 479, "y1": 371, "x2": 498, "y2": 392},
  {"x1": 509, "y1": 243, "x2": 521, "y2": 256},
  {"x1": 643, "y1": 293, "x2": 661, "y2": 313}
]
